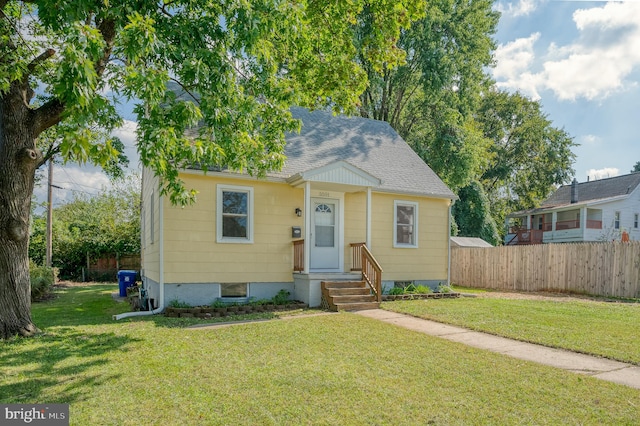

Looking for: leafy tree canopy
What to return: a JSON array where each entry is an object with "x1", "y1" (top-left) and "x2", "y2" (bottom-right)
[
  {"x1": 476, "y1": 89, "x2": 576, "y2": 235},
  {"x1": 358, "y1": 0, "x2": 499, "y2": 191},
  {"x1": 1, "y1": 0, "x2": 423, "y2": 338}
]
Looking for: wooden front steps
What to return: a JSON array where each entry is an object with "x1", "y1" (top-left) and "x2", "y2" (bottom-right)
[{"x1": 321, "y1": 281, "x2": 380, "y2": 312}]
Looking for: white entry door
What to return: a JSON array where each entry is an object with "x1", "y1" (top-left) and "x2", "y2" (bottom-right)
[{"x1": 310, "y1": 198, "x2": 340, "y2": 270}]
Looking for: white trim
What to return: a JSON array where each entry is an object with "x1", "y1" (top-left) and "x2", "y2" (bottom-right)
[
  {"x1": 303, "y1": 182, "x2": 311, "y2": 273},
  {"x1": 150, "y1": 190, "x2": 155, "y2": 245},
  {"x1": 216, "y1": 184, "x2": 254, "y2": 244},
  {"x1": 287, "y1": 160, "x2": 381, "y2": 188},
  {"x1": 309, "y1": 191, "x2": 345, "y2": 272},
  {"x1": 366, "y1": 187, "x2": 372, "y2": 248},
  {"x1": 394, "y1": 200, "x2": 419, "y2": 248}
]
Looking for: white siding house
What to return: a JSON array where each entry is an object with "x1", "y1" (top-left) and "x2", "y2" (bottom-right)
[{"x1": 505, "y1": 173, "x2": 640, "y2": 244}]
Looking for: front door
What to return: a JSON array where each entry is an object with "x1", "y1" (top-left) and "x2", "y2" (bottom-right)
[{"x1": 310, "y1": 198, "x2": 340, "y2": 270}]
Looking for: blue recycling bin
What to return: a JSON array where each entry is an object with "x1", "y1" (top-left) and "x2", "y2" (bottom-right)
[{"x1": 118, "y1": 270, "x2": 137, "y2": 297}]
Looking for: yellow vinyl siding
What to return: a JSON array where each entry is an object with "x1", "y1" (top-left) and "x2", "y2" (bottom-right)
[
  {"x1": 162, "y1": 173, "x2": 303, "y2": 283},
  {"x1": 343, "y1": 192, "x2": 367, "y2": 270},
  {"x1": 368, "y1": 192, "x2": 449, "y2": 281},
  {"x1": 141, "y1": 167, "x2": 161, "y2": 283}
]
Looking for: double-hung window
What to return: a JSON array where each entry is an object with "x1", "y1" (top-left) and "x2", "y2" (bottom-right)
[
  {"x1": 217, "y1": 185, "x2": 254, "y2": 243},
  {"x1": 394, "y1": 200, "x2": 418, "y2": 248},
  {"x1": 614, "y1": 211, "x2": 621, "y2": 230}
]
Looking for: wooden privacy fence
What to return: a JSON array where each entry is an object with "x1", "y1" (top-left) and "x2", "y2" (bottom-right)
[{"x1": 451, "y1": 241, "x2": 640, "y2": 298}]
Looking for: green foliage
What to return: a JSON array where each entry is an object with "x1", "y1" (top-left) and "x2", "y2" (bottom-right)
[
  {"x1": 388, "y1": 286, "x2": 405, "y2": 295},
  {"x1": 29, "y1": 174, "x2": 141, "y2": 280},
  {"x1": 167, "y1": 299, "x2": 191, "y2": 309},
  {"x1": 436, "y1": 284, "x2": 453, "y2": 293},
  {"x1": 3, "y1": 0, "x2": 425, "y2": 205},
  {"x1": 476, "y1": 90, "x2": 576, "y2": 239},
  {"x1": 631, "y1": 162, "x2": 640, "y2": 173},
  {"x1": 414, "y1": 285, "x2": 433, "y2": 294},
  {"x1": 272, "y1": 289, "x2": 291, "y2": 305},
  {"x1": 453, "y1": 181, "x2": 500, "y2": 245},
  {"x1": 388, "y1": 283, "x2": 433, "y2": 295},
  {"x1": 29, "y1": 261, "x2": 55, "y2": 301},
  {"x1": 355, "y1": 2, "x2": 576, "y2": 241},
  {"x1": 358, "y1": 0, "x2": 499, "y2": 192}
]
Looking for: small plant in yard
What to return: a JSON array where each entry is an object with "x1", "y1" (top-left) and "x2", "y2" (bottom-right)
[
  {"x1": 414, "y1": 285, "x2": 433, "y2": 294},
  {"x1": 436, "y1": 283, "x2": 453, "y2": 293},
  {"x1": 167, "y1": 299, "x2": 191, "y2": 308},
  {"x1": 388, "y1": 286, "x2": 405, "y2": 295},
  {"x1": 29, "y1": 261, "x2": 56, "y2": 301},
  {"x1": 272, "y1": 289, "x2": 290, "y2": 305}
]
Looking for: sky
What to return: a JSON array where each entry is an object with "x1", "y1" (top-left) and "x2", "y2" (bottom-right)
[
  {"x1": 492, "y1": 0, "x2": 640, "y2": 181},
  {"x1": 35, "y1": 0, "x2": 640, "y2": 207}
]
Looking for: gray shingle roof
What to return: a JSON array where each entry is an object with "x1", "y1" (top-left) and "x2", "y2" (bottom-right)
[
  {"x1": 267, "y1": 108, "x2": 455, "y2": 199},
  {"x1": 541, "y1": 172, "x2": 640, "y2": 208}
]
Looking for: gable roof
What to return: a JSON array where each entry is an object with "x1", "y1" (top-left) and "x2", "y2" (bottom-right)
[
  {"x1": 268, "y1": 108, "x2": 456, "y2": 199},
  {"x1": 542, "y1": 172, "x2": 640, "y2": 208}
]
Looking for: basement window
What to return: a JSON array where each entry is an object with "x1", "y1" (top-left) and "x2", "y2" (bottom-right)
[{"x1": 221, "y1": 283, "x2": 247, "y2": 298}]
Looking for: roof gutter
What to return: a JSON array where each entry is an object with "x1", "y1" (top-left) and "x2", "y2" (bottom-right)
[{"x1": 114, "y1": 186, "x2": 165, "y2": 320}]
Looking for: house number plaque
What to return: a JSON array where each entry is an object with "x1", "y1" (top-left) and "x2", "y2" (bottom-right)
[{"x1": 319, "y1": 191, "x2": 331, "y2": 197}]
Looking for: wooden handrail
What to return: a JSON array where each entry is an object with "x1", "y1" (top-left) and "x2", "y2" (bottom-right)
[
  {"x1": 360, "y1": 244, "x2": 383, "y2": 303},
  {"x1": 293, "y1": 239, "x2": 304, "y2": 272},
  {"x1": 350, "y1": 242, "x2": 365, "y2": 271}
]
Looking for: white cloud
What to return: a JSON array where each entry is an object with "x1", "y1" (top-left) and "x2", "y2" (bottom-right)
[
  {"x1": 579, "y1": 134, "x2": 601, "y2": 146},
  {"x1": 495, "y1": 0, "x2": 539, "y2": 18},
  {"x1": 494, "y1": 33, "x2": 544, "y2": 99},
  {"x1": 494, "y1": 2, "x2": 640, "y2": 101},
  {"x1": 586, "y1": 167, "x2": 619, "y2": 181}
]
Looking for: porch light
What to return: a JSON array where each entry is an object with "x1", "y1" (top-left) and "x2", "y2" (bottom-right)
[{"x1": 295, "y1": 208, "x2": 302, "y2": 217}]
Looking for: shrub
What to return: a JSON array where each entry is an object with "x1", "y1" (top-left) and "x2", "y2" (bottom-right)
[
  {"x1": 388, "y1": 286, "x2": 405, "y2": 295},
  {"x1": 415, "y1": 285, "x2": 433, "y2": 294},
  {"x1": 30, "y1": 261, "x2": 55, "y2": 301},
  {"x1": 167, "y1": 299, "x2": 191, "y2": 308},
  {"x1": 437, "y1": 284, "x2": 453, "y2": 293},
  {"x1": 272, "y1": 289, "x2": 290, "y2": 305}
]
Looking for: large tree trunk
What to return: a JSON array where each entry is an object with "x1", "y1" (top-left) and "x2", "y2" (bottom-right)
[{"x1": 0, "y1": 81, "x2": 41, "y2": 338}]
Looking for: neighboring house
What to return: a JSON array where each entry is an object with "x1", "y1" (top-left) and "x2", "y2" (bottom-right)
[
  {"x1": 450, "y1": 237, "x2": 493, "y2": 248},
  {"x1": 141, "y1": 108, "x2": 457, "y2": 310},
  {"x1": 505, "y1": 173, "x2": 640, "y2": 245}
]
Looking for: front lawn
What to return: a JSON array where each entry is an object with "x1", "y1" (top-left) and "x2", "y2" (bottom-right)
[
  {"x1": 383, "y1": 295, "x2": 640, "y2": 365},
  {"x1": 1, "y1": 284, "x2": 638, "y2": 425}
]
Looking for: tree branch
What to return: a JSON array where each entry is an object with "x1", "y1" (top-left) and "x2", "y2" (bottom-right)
[
  {"x1": 30, "y1": 99, "x2": 65, "y2": 137},
  {"x1": 95, "y1": 18, "x2": 116, "y2": 77},
  {"x1": 27, "y1": 48, "x2": 55, "y2": 73}
]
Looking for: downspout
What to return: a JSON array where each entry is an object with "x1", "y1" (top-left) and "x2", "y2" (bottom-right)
[
  {"x1": 447, "y1": 200, "x2": 454, "y2": 286},
  {"x1": 114, "y1": 186, "x2": 165, "y2": 320}
]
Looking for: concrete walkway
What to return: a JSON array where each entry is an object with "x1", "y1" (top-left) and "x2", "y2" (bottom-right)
[{"x1": 356, "y1": 309, "x2": 640, "y2": 390}]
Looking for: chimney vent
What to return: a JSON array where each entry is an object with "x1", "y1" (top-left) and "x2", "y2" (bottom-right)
[{"x1": 570, "y1": 178, "x2": 578, "y2": 203}]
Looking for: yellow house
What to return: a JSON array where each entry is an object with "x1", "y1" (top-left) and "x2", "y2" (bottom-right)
[{"x1": 141, "y1": 108, "x2": 456, "y2": 310}]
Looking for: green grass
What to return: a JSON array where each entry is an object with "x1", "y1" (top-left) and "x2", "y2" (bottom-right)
[
  {"x1": 383, "y1": 296, "x2": 640, "y2": 365},
  {"x1": 1, "y1": 284, "x2": 639, "y2": 425}
]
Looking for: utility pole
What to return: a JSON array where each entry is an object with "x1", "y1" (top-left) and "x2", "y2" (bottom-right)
[{"x1": 46, "y1": 159, "x2": 53, "y2": 267}]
